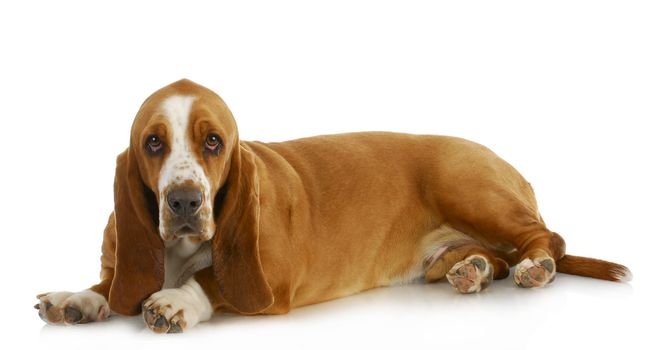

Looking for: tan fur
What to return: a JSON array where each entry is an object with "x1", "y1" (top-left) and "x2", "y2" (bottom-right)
[
  {"x1": 557, "y1": 255, "x2": 632, "y2": 281},
  {"x1": 57, "y1": 79, "x2": 631, "y2": 320}
]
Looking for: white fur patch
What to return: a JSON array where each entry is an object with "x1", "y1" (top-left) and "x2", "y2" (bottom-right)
[
  {"x1": 611, "y1": 266, "x2": 633, "y2": 282},
  {"x1": 157, "y1": 95, "x2": 214, "y2": 238},
  {"x1": 516, "y1": 257, "x2": 536, "y2": 271},
  {"x1": 163, "y1": 236, "x2": 212, "y2": 289}
]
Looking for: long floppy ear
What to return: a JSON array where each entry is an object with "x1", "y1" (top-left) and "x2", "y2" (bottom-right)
[
  {"x1": 108, "y1": 148, "x2": 164, "y2": 315},
  {"x1": 212, "y1": 144, "x2": 274, "y2": 314}
]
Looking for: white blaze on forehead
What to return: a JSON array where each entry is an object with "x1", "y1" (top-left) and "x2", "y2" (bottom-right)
[{"x1": 157, "y1": 95, "x2": 212, "y2": 225}]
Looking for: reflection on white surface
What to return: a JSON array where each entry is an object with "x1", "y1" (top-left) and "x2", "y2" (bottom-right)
[{"x1": 33, "y1": 274, "x2": 640, "y2": 350}]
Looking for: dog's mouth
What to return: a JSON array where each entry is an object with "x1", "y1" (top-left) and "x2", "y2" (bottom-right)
[
  {"x1": 175, "y1": 224, "x2": 197, "y2": 235},
  {"x1": 162, "y1": 220, "x2": 209, "y2": 241}
]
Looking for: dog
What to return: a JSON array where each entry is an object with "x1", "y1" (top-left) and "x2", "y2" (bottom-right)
[{"x1": 35, "y1": 79, "x2": 632, "y2": 333}]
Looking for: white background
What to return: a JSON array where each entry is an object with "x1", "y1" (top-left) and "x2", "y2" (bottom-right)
[{"x1": 1, "y1": 1, "x2": 651, "y2": 349}]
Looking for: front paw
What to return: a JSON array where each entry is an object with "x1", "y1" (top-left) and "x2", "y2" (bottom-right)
[
  {"x1": 142, "y1": 279, "x2": 213, "y2": 333},
  {"x1": 35, "y1": 290, "x2": 110, "y2": 325},
  {"x1": 142, "y1": 290, "x2": 191, "y2": 334}
]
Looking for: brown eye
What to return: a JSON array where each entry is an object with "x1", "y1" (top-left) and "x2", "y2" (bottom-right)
[
  {"x1": 205, "y1": 133, "x2": 222, "y2": 153},
  {"x1": 146, "y1": 135, "x2": 163, "y2": 154}
]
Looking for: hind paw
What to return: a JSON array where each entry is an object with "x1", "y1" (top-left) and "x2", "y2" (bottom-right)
[
  {"x1": 514, "y1": 256, "x2": 556, "y2": 288},
  {"x1": 446, "y1": 255, "x2": 494, "y2": 294}
]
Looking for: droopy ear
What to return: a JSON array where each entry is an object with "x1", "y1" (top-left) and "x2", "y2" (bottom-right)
[
  {"x1": 108, "y1": 149, "x2": 164, "y2": 316},
  {"x1": 212, "y1": 144, "x2": 274, "y2": 314}
]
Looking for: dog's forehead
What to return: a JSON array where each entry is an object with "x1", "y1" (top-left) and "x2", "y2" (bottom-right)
[
  {"x1": 147, "y1": 81, "x2": 197, "y2": 108},
  {"x1": 138, "y1": 81, "x2": 225, "y2": 121},
  {"x1": 131, "y1": 79, "x2": 238, "y2": 153},
  {"x1": 159, "y1": 95, "x2": 196, "y2": 132}
]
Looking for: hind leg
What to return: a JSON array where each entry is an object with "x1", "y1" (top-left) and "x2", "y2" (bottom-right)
[
  {"x1": 425, "y1": 243, "x2": 510, "y2": 294},
  {"x1": 431, "y1": 138, "x2": 568, "y2": 288},
  {"x1": 435, "y1": 182, "x2": 565, "y2": 288}
]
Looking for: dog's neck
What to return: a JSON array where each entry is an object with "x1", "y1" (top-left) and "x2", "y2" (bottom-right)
[{"x1": 163, "y1": 237, "x2": 212, "y2": 289}]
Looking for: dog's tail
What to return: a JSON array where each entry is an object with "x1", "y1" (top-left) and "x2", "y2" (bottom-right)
[{"x1": 556, "y1": 254, "x2": 632, "y2": 282}]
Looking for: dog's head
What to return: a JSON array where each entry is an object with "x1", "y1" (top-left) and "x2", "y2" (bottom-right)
[
  {"x1": 130, "y1": 81, "x2": 237, "y2": 242},
  {"x1": 109, "y1": 79, "x2": 273, "y2": 316}
]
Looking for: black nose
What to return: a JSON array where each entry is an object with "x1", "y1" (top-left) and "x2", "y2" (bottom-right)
[{"x1": 166, "y1": 188, "x2": 203, "y2": 217}]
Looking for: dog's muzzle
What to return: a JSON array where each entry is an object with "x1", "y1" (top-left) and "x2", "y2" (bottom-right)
[{"x1": 165, "y1": 186, "x2": 204, "y2": 236}]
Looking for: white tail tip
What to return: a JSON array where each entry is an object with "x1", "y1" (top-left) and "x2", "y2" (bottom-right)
[{"x1": 611, "y1": 266, "x2": 633, "y2": 282}]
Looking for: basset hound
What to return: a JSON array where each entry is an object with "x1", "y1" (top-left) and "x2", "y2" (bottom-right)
[{"x1": 35, "y1": 79, "x2": 632, "y2": 333}]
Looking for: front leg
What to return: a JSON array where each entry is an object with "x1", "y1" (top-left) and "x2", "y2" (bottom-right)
[{"x1": 142, "y1": 277, "x2": 213, "y2": 333}]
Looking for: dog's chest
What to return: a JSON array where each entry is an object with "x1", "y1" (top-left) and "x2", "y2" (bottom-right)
[{"x1": 163, "y1": 237, "x2": 212, "y2": 289}]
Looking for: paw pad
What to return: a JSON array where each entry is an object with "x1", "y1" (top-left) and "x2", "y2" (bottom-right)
[{"x1": 64, "y1": 307, "x2": 83, "y2": 324}]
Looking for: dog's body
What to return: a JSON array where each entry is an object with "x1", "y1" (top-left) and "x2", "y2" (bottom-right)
[
  {"x1": 36, "y1": 80, "x2": 631, "y2": 333},
  {"x1": 231, "y1": 133, "x2": 537, "y2": 310}
]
